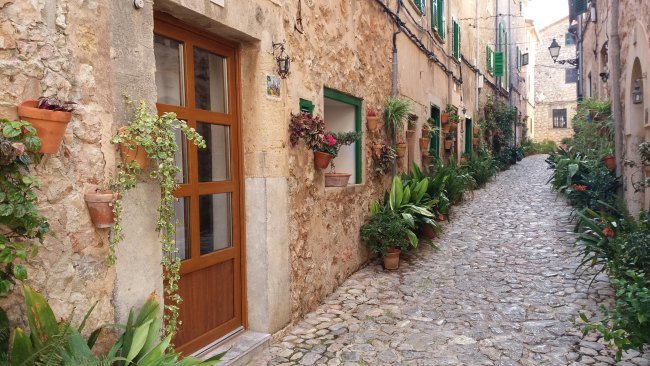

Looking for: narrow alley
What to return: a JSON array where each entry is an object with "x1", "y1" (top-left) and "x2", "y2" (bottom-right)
[{"x1": 253, "y1": 155, "x2": 649, "y2": 366}]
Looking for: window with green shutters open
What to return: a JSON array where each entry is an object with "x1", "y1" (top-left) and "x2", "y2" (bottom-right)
[
  {"x1": 413, "y1": 0, "x2": 426, "y2": 14},
  {"x1": 430, "y1": 0, "x2": 445, "y2": 40},
  {"x1": 494, "y1": 51, "x2": 504, "y2": 77},
  {"x1": 486, "y1": 46, "x2": 494, "y2": 75},
  {"x1": 299, "y1": 98, "x2": 314, "y2": 115},
  {"x1": 452, "y1": 19, "x2": 460, "y2": 61}
]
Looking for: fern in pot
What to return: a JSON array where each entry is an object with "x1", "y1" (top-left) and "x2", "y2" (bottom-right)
[{"x1": 385, "y1": 97, "x2": 411, "y2": 158}]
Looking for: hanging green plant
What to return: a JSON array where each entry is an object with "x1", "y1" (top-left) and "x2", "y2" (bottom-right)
[
  {"x1": 109, "y1": 97, "x2": 205, "y2": 337},
  {"x1": 0, "y1": 119, "x2": 48, "y2": 297}
]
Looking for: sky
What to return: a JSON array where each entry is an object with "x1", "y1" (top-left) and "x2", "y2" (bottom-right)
[{"x1": 526, "y1": 0, "x2": 569, "y2": 30}]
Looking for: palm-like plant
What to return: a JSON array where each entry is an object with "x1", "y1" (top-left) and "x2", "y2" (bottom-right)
[{"x1": 384, "y1": 98, "x2": 411, "y2": 140}]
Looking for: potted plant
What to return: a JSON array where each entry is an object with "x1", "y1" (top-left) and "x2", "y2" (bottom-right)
[
  {"x1": 406, "y1": 113, "x2": 417, "y2": 140},
  {"x1": 323, "y1": 131, "x2": 362, "y2": 187},
  {"x1": 419, "y1": 119, "x2": 437, "y2": 152},
  {"x1": 360, "y1": 211, "x2": 414, "y2": 270},
  {"x1": 367, "y1": 108, "x2": 380, "y2": 131},
  {"x1": 448, "y1": 112, "x2": 460, "y2": 131},
  {"x1": 472, "y1": 137, "x2": 480, "y2": 145},
  {"x1": 385, "y1": 97, "x2": 411, "y2": 159},
  {"x1": 289, "y1": 112, "x2": 331, "y2": 169},
  {"x1": 602, "y1": 149, "x2": 616, "y2": 172},
  {"x1": 373, "y1": 143, "x2": 397, "y2": 175},
  {"x1": 109, "y1": 98, "x2": 206, "y2": 336},
  {"x1": 83, "y1": 186, "x2": 117, "y2": 228},
  {"x1": 444, "y1": 131, "x2": 454, "y2": 150},
  {"x1": 17, "y1": 96, "x2": 76, "y2": 153}
]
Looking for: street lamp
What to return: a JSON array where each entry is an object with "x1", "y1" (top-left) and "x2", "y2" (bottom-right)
[
  {"x1": 547, "y1": 38, "x2": 579, "y2": 66},
  {"x1": 633, "y1": 81, "x2": 643, "y2": 105}
]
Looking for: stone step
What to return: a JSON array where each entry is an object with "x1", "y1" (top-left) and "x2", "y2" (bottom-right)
[{"x1": 197, "y1": 330, "x2": 271, "y2": 366}]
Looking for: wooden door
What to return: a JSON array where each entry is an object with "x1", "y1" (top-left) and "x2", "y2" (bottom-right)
[{"x1": 153, "y1": 15, "x2": 245, "y2": 354}]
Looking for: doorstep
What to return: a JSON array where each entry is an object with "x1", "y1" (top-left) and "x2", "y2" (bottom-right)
[{"x1": 197, "y1": 330, "x2": 271, "y2": 366}]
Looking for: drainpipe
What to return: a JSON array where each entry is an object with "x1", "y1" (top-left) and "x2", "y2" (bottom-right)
[
  {"x1": 609, "y1": 0, "x2": 623, "y2": 180},
  {"x1": 392, "y1": 30, "x2": 399, "y2": 97},
  {"x1": 475, "y1": 0, "x2": 480, "y2": 113},
  {"x1": 577, "y1": 15, "x2": 584, "y2": 100}
]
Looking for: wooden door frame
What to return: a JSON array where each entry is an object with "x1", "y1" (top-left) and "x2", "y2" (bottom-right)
[{"x1": 153, "y1": 12, "x2": 248, "y2": 353}]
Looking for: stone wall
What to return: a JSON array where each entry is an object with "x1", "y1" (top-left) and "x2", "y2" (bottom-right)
[
  {"x1": 0, "y1": 0, "x2": 116, "y2": 345},
  {"x1": 533, "y1": 17, "x2": 576, "y2": 143}
]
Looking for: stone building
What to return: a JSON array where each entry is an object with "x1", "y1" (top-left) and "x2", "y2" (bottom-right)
[
  {"x1": 524, "y1": 19, "x2": 540, "y2": 140},
  {"x1": 533, "y1": 16, "x2": 577, "y2": 143},
  {"x1": 0, "y1": 0, "x2": 536, "y2": 359},
  {"x1": 578, "y1": 0, "x2": 650, "y2": 215}
]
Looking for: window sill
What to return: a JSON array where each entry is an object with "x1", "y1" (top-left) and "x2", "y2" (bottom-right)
[{"x1": 324, "y1": 183, "x2": 365, "y2": 192}]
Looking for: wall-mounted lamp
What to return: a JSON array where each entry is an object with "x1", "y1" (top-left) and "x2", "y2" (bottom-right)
[
  {"x1": 548, "y1": 38, "x2": 578, "y2": 66},
  {"x1": 599, "y1": 72, "x2": 609, "y2": 82},
  {"x1": 632, "y1": 81, "x2": 643, "y2": 105},
  {"x1": 272, "y1": 41, "x2": 291, "y2": 79}
]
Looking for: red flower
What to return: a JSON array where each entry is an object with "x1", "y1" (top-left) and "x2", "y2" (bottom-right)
[
  {"x1": 602, "y1": 227, "x2": 615, "y2": 238},
  {"x1": 323, "y1": 134, "x2": 337, "y2": 147},
  {"x1": 574, "y1": 185, "x2": 588, "y2": 191}
]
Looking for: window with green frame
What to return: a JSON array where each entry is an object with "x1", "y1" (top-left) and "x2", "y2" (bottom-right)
[
  {"x1": 430, "y1": 0, "x2": 445, "y2": 39},
  {"x1": 429, "y1": 105, "x2": 440, "y2": 158},
  {"x1": 413, "y1": 0, "x2": 426, "y2": 14},
  {"x1": 486, "y1": 46, "x2": 494, "y2": 75},
  {"x1": 299, "y1": 98, "x2": 314, "y2": 115},
  {"x1": 323, "y1": 88, "x2": 362, "y2": 184},
  {"x1": 452, "y1": 19, "x2": 460, "y2": 60}
]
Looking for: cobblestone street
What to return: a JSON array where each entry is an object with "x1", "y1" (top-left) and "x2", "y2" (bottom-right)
[{"x1": 252, "y1": 155, "x2": 650, "y2": 366}]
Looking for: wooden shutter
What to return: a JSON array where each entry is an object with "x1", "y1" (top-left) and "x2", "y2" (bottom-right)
[
  {"x1": 573, "y1": 0, "x2": 588, "y2": 15},
  {"x1": 430, "y1": 0, "x2": 438, "y2": 30},
  {"x1": 438, "y1": 0, "x2": 445, "y2": 39},
  {"x1": 487, "y1": 46, "x2": 493, "y2": 74},
  {"x1": 299, "y1": 98, "x2": 314, "y2": 115},
  {"x1": 453, "y1": 20, "x2": 460, "y2": 60},
  {"x1": 414, "y1": 0, "x2": 425, "y2": 14},
  {"x1": 494, "y1": 52, "x2": 504, "y2": 77}
]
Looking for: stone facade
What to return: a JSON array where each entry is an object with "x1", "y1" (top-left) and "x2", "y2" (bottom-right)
[
  {"x1": 0, "y1": 0, "x2": 537, "y2": 354},
  {"x1": 579, "y1": 0, "x2": 650, "y2": 215},
  {"x1": 533, "y1": 17, "x2": 577, "y2": 143}
]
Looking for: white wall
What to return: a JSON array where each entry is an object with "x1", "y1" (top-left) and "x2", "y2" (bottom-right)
[{"x1": 324, "y1": 98, "x2": 357, "y2": 183}]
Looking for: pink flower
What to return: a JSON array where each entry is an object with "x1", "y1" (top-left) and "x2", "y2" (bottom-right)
[{"x1": 323, "y1": 134, "x2": 337, "y2": 147}]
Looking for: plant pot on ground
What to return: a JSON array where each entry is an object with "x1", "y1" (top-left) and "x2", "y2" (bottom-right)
[
  {"x1": 420, "y1": 223, "x2": 437, "y2": 239},
  {"x1": 360, "y1": 209, "x2": 417, "y2": 271},
  {"x1": 17, "y1": 97, "x2": 75, "y2": 153},
  {"x1": 383, "y1": 248, "x2": 401, "y2": 270},
  {"x1": 324, "y1": 172, "x2": 351, "y2": 187},
  {"x1": 84, "y1": 187, "x2": 116, "y2": 228}
]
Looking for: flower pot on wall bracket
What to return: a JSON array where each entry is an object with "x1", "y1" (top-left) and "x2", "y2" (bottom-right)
[
  {"x1": 117, "y1": 127, "x2": 149, "y2": 170},
  {"x1": 444, "y1": 140, "x2": 453, "y2": 150},
  {"x1": 313, "y1": 151, "x2": 333, "y2": 170},
  {"x1": 17, "y1": 100, "x2": 72, "y2": 153},
  {"x1": 442, "y1": 124, "x2": 451, "y2": 134},
  {"x1": 324, "y1": 173, "x2": 351, "y2": 187},
  {"x1": 441, "y1": 113, "x2": 449, "y2": 124},
  {"x1": 449, "y1": 122, "x2": 458, "y2": 131},
  {"x1": 472, "y1": 137, "x2": 479, "y2": 145},
  {"x1": 395, "y1": 142, "x2": 407, "y2": 158},
  {"x1": 383, "y1": 248, "x2": 400, "y2": 270},
  {"x1": 366, "y1": 116, "x2": 379, "y2": 131},
  {"x1": 602, "y1": 155, "x2": 616, "y2": 171},
  {"x1": 405, "y1": 130, "x2": 415, "y2": 140},
  {"x1": 419, "y1": 137, "x2": 430, "y2": 151},
  {"x1": 84, "y1": 188, "x2": 117, "y2": 228},
  {"x1": 473, "y1": 127, "x2": 480, "y2": 135}
]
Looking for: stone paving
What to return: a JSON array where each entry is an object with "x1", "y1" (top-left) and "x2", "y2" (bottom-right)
[{"x1": 250, "y1": 155, "x2": 650, "y2": 366}]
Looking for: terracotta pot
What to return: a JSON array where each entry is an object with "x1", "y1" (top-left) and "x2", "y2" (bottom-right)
[
  {"x1": 17, "y1": 100, "x2": 72, "y2": 153},
  {"x1": 117, "y1": 127, "x2": 149, "y2": 170},
  {"x1": 449, "y1": 122, "x2": 458, "y2": 131},
  {"x1": 420, "y1": 224, "x2": 436, "y2": 239},
  {"x1": 644, "y1": 165, "x2": 650, "y2": 177},
  {"x1": 442, "y1": 124, "x2": 451, "y2": 133},
  {"x1": 313, "y1": 151, "x2": 333, "y2": 170},
  {"x1": 460, "y1": 157, "x2": 467, "y2": 164},
  {"x1": 419, "y1": 137, "x2": 430, "y2": 151},
  {"x1": 473, "y1": 127, "x2": 480, "y2": 135},
  {"x1": 421, "y1": 154, "x2": 432, "y2": 169},
  {"x1": 444, "y1": 140, "x2": 453, "y2": 149},
  {"x1": 84, "y1": 189, "x2": 116, "y2": 228},
  {"x1": 396, "y1": 142, "x2": 407, "y2": 158},
  {"x1": 441, "y1": 113, "x2": 449, "y2": 124},
  {"x1": 602, "y1": 155, "x2": 616, "y2": 171},
  {"x1": 438, "y1": 214, "x2": 446, "y2": 221},
  {"x1": 383, "y1": 248, "x2": 401, "y2": 270},
  {"x1": 472, "y1": 137, "x2": 479, "y2": 145},
  {"x1": 324, "y1": 173, "x2": 350, "y2": 187},
  {"x1": 366, "y1": 116, "x2": 379, "y2": 131}
]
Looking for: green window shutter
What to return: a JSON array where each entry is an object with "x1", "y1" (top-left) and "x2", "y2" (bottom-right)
[
  {"x1": 452, "y1": 20, "x2": 460, "y2": 59},
  {"x1": 516, "y1": 46, "x2": 520, "y2": 69},
  {"x1": 299, "y1": 98, "x2": 314, "y2": 115},
  {"x1": 573, "y1": 0, "x2": 588, "y2": 15},
  {"x1": 414, "y1": 0, "x2": 425, "y2": 14},
  {"x1": 437, "y1": 0, "x2": 445, "y2": 39},
  {"x1": 487, "y1": 46, "x2": 493, "y2": 74},
  {"x1": 494, "y1": 52, "x2": 504, "y2": 77},
  {"x1": 505, "y1": 32, "x2": 509, "y2": 87},
  {"x1": 430, "y1": 0, "x2": 438, "y2": 31}
]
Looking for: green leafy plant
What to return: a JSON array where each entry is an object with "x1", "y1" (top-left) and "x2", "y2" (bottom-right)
[
  {"x1": 289, "y1": 112, "x2": 325, "y2": 151},
  {"x1": 373, "y1": 143, "x2": 397, "y2": 175},
  {"x1": 1, "y1": 286, "x2": 224, "y2": 365},
  {"x1": 638, "y1": 142, "x2": 650, "y2": 166},
  {"x1": 384, "y1": 98, "x2": 411, "y2": 142},
  {"x1": 463, "y1": 152, "x2": 497, "y2": 188},
  {"x1": 0, "y1": 119, "x2": 48, "y2": 298},
  {"x1": 360, "y1": 211, "x2": 415, "y2": 256},
  {"x1": 110, "y1": 98, "x2": 205, "y2": 337}
]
